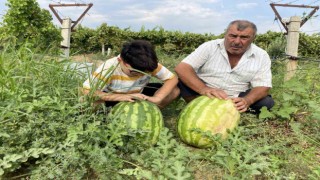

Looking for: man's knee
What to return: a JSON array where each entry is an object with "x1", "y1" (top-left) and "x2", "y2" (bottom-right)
[
  {"x1": 177, "y1": 79, "x2": 200, "y2": 102},
  {"x1": 249, "y1": 95, "x2": 275, "y2": 114},
  {"x1": 182, "y1": 95, "x2": 199, "y2": 103},
  {"x1": 258, "y1": 95, "x2": 275, "y2": 110}
]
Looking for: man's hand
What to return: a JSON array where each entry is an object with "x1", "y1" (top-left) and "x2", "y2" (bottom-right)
[
  {"x1": 200, "y1": 87, "x2": 228, "y2": 100},
  {"x1": 231, "y1": 97, "x2": 250, "y2": 113}
]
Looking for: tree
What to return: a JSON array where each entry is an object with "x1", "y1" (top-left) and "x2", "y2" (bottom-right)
[
  {"x1": 95, "y1": 23, "x2": 124, "y2": 56},
  {"x1": 96, "y1": 23, "x2": 109, "y2": 55},
  {"x1": 1, "y1": 0, "x2": 62, "y2": 52},
  {"x1": 71, "y1": 25, "x2": 97, "y2": 54}
]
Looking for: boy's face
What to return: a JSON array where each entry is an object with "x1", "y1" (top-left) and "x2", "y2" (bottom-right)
[{"x1": 118, "y1": 57, "x2": 143, "y2": 76}]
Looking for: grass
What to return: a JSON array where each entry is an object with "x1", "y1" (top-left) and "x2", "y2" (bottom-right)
[{"x1": 1, "y1": 46, "x2": 320, "y2": 179}]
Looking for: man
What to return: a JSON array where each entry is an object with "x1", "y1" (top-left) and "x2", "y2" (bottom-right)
[
  {"x1": 175, "y1": 20, "x2": 274, "y2": 113},
  {"x1": 82, "y1": 40, "x2": 180, "y2": 108}
]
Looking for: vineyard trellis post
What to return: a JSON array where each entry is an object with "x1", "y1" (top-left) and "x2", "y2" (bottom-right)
[
  {"x1": 270, "y1": 3, "x2": 319, "y2": 81},
  {"x1": 61, "y1": 18, "x2": 72, "y2": 58},
  {"x1": 284, "y1": 16, "x2": 301, "y2": 81},
  {"x1": 49, "y1": 3, "x2": 93, "y2": 58}
]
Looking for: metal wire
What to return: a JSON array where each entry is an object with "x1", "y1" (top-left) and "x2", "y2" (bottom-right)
[{"x1": 271, "y1": 53, "x2": 320, "y2": 62}]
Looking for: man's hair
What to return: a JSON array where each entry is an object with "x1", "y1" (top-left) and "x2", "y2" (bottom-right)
[
  {"x1": 226, "y1": 20, "x2": 257, "y2": 36},
  {"x1": 120, "y1": 40, "x2": 158, "y2": 72}
]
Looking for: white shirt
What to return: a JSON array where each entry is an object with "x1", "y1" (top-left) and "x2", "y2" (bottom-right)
[
  {"x1": 83, "y1": 57, "x2": 175, "y2": 93},
  {"x1": 182, "y1": 39, "x2": 272, "y2": 97}
]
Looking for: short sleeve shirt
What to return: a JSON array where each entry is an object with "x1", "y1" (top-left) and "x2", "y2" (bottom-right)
[
  {"x1": 83, "y1": 57, "x2": 175, "y2": 93},
  {"x1": 182, "y1": 39, "x2": 272, "y2": 97}
]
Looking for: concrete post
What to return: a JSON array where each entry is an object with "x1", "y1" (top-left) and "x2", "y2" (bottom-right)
[
  {"x1": 107, "y1": 48, "x2": 111, "y2": 56},
  {"x1": 284, "y1": 16, "x2": 301, "y2": 81},
  {"x1": 61, "y1": 18, "x2": 72, "y2": 58}
]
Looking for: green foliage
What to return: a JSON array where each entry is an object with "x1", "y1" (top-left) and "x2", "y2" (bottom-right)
[
  {"x1": 71, "y1": 25, "x2": 218, "y2": 56},
  {"x1": 1, "y1": 0, "x2": 62, "y2": 53},
  {"x1": 266, "y1": 35, "x2": 286, "y2": 59},
  {"x1": 200, "y1": 126, "x2": 272, "y2": 179},
  {"x1": 0, "y1": 44, "x2": 77, "y2": 176},
  {"x1": 97, "y1": 24, "x2": 125, "y2": 49},
  {"x1": 120, "y1": 128, "x2": 193, "y2": 179},
  {"x1": 70, "y1": 24, "x2": 320, "y2": 59},
  {"x1": 261, "y1": 61, "x2": 320, "y2": 121},
  {"x1": 71, "y1": 24, "x2": 127, "y2": 55},
  {"x1": 255, "y1": 31, "x2": 283, "y2": 51},
  {"x1": 70, "y1": 25, "x2": 98, "y2": 54},
  {"x1": 255, "y1": 31, "x2": 320, "y2": 59},
  {"x1": 299, "y1": 33, "x2": 320, "y2": 58},
  {"x1": 1, "y1": 26, "x2": 320, "y2": 179},
  {"x1": 28, "y1": 115, "x2": 127, "y2": 179}
]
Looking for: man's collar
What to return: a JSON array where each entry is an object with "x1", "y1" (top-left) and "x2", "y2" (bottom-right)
[{"x1": 246, "y1": 45, "x2": 254, "y2": 58}]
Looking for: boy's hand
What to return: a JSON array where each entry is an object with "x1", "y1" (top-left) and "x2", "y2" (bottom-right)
[{"x1": 117, "y1": 93, "x2": 148, "y2": 102}]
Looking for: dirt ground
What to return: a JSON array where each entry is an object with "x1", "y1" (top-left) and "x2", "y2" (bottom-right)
[{"x1": 70, "y1": 54, "x2": 105, "y2": 68}]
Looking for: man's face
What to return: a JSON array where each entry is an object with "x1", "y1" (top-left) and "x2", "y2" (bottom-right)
[{"x1": 224, "y1": 24, "x2": 255, "y2": 56}]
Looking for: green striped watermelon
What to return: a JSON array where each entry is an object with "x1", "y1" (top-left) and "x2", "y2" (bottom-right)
[
  {"x1": 109, "y1": 100, "x2": 163, "y2": 146},
  {"x1": 177, "y1": 96, "x2": 240, "y2": 148}
]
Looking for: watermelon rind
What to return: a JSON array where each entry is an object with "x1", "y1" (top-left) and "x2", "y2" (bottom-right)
[
  {"x1": 109, "y1": 100, "x2": 164, "y2": 146},
  {"x1": 177, "y1": 96, "x2": 240, "y2": 148}
]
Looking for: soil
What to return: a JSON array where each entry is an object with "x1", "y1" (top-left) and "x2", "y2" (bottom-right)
[{"x1": 70, "y1": 54, "x2": 105, "y2": 68}]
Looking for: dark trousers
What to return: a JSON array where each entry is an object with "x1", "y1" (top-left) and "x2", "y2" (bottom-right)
[{"x1": 178, "y1": 80, "x2": 274, "y2": 114}]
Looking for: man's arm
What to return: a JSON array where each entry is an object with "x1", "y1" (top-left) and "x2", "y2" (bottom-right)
[
  {"x1": 175, "y1": 62, "x2": 205, "y2": 93},
  {"x1": 175, "y1": 62, "x2": 228, "y2": 99}
]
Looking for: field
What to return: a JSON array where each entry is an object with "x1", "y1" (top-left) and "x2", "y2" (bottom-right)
[{"x1": 1, "y1": 46, "x2": 320, "y2": 179}]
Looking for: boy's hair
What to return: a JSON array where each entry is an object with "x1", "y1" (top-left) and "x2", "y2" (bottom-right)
[{"x1": 120, "y1": 40, "x2": 158, "y2": 72}]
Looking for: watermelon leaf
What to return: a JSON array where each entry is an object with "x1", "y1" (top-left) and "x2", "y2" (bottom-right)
[{"x1": 259, "y1": 107, "x2": 275, "y2": 119}]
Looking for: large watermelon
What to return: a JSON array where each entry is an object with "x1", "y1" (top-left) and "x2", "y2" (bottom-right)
[
  {"x1": 109, "y1": 100, "x2": 163, "y2": 146},
  {"x1": 177, "y1": 96, "x2": 240, "y2": 148}
]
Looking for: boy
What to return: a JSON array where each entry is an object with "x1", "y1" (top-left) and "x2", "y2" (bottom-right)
[{"x1": 82, "y1": 40, "x2": 179, "y2": 108}]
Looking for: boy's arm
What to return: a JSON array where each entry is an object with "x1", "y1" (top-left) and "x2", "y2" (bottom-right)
[
  {"x1": 80, "y1": 88, "x2": 148, "y2": 102},
  {"x1": 146, "y1": 75, "x2": 178, "y2": 105}
]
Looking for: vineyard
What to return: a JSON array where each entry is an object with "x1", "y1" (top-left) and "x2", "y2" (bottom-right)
[{"x1": 1, "y1": 0, "x2": 320, "y2": 179}]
